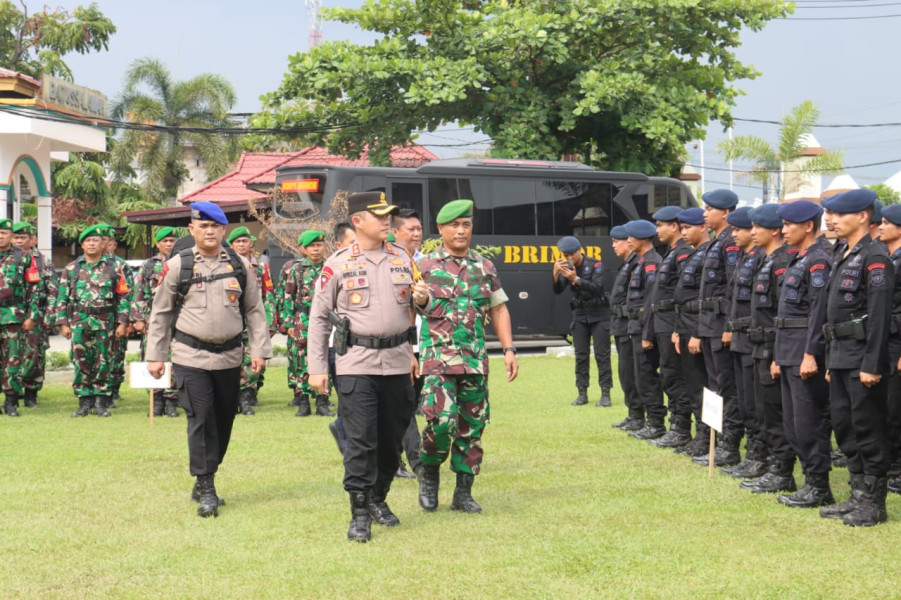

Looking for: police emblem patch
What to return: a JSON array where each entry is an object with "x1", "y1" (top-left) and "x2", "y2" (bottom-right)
[
  {"x1": 228, "y1": 292, "x2": 238, "y2": 303},
  {"x1": 347, "y1": 279, "x2": 355, "y2": 289},
  {"x1": 350, "y1": 292, "x2": 363, "y2": 305},
  {"x1": 844, "y1": 293, "x2": 854, "y2": 302},
  {"x1": 811, "y1": 274, "x2": 825, "y2": 288}
]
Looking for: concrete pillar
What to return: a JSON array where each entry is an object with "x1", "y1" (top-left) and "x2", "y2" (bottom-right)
[
  {"x1": 37, "y1": 195, "x2": 52, "y2": 259},
  {"x1": 0, "y1": 187, "x2": 7, "y2": 219}
]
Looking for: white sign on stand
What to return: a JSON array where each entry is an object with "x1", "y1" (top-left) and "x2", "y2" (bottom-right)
[
  {"x1": 702, "y1": 387, "x2": 724, "y2": 479},
  {"x1": 130, "y1": 362, "x2": 172, "y2": 389}
]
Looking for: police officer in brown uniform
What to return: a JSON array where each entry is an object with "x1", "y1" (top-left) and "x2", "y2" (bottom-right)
[
  {"x1": 307, "y1": 192, "x2": 430, "y2": 543},
  {"x1": 145, "y1": 202, "x2": 272, "y2": 518}
]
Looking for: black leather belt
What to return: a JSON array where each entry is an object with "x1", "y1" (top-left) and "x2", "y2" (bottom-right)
[
  {"x1": 627, "y1": 306, "x2": 645, "y2": 320},
  {"x1": 675, "y1": 301, "x2": 701, "y2": 314},
  {"x1": 74, "y1": 304, "x2": 115, "y2": 315},
  {"x1": 823, "y1": 319, "x2": 866, "y2": 342},
  {"x1": 727, "y1": 316, "x2": 752, "y2": 332},
  {"x1": 348, "y1": 330, "x2": 412, "y2": 350},
  {"x1": 701, "y1": 298, "x2": 727, "y2": 315},
  {"x1": 174, "y1": 330, "x2": 242, "y2": 353},
  {"x1": 747, "y1": 327, "x2": 776, "y2": 344},
  {"x1": 611, "y1": 305, "x2": 627, "y2": 318},
  {"x1": 651, "y1": 300, "x2": 675, "y2": 313},
  {"x1": 774, "y1": 317, "x2": 809, "y2": 329}
]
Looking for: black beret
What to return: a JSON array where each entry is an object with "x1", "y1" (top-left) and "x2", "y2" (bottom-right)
[
  {"x1": 624, "y1": 220, "x2": 657, "y2": 239},
  {"x1": 677, "y1": 208, "x2": 705, "y2": 225},
  {"x1": 749, "y1": 204, "x2": 782, "y2": 229},
  {"x1": 701, "y1": 189, "x2": 739, "y2": 210},
  {"x1": 828, "y1": 189, "x2": 876, "y2": 214}
]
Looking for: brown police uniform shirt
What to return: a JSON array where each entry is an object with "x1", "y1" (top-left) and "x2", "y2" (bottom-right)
[
  {"x1": 145, "y1": 246, "x2": 272, "y2": 370},
  {"x1": 308, "y1": 241, "x2": 421, "y2": 377}
]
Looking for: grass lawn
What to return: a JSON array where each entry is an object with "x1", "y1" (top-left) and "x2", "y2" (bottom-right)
[{"x1": 3, "y1": 355, "x2": 900, "y2": 599}]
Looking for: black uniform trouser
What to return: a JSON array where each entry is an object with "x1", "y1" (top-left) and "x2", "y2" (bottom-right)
[
  {"x1": 572, "y1": 318, "x2": 613, "y2": 390},
  {"x1": 702, "y1": 337, "x2": 742, "y2": 436},
  {"x1": 886, "y1": 360, "x2": 901, "y2": 470},
  {"x1": 779, "y1": 361, "x2": 831, "y2": 474},
  {"x1": 403, "y1": 369, "x2": 424, "y2": 472},
  {"x1": 615, "y1": 335, "x2": 640, "y2": 418},
  {"x1": 675, "y1": 334, "x2": 706, "y2": 423},
  {"x1": 733, "y1": 351, "x2": 761, "y2": 442},
  {"x1": 656, "y1": 332, "x2": 686, "y2": 417},
  {"x1": 830, "y1": 369, "x2": 891, "y2": 476},
  {"x1": 631, "y1": 335, "x2": 665, "y2": 421},
  {"x1": 173, "y1": 364, "x2": 241, "y2": 477},
  {"x1": 336, "y1": 374, "x2": 416, "y2": 492},
  {"x1": 754, "y1": 356, "x2": 791, "y2": 461}
]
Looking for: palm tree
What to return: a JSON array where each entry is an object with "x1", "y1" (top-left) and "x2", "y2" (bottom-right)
[
  {"x1": 717, "y1": 100, "x2": 844, "y2": 203},
  {"x1": 110, "y1": 58, "x2": 238, "y2": 202}
]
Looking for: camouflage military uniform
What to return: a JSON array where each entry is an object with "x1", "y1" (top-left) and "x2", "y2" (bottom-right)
[
  {"x1": 275, "y1": 259, "x2": 299, "y2": 396},
  {"x1": 19, "y1": 247, "x2": 51, "y2": 406},
  {"x1": 53, "y1": 255, "x2": 131, "y2": 404},
  {"x1": 239, "y1": 257, "x2": 276, "y2": 399},
  {"x1": 107, "y1": 253, "x2": 133, "y2": 399},
  {"x1": 418, "y1": 246, "x2": 509, "y2": 475},
  {"x1": 279, "y1": 257, "x2": 324, "y2": 395},
  {"x1": 132, "y1": 252, "x2": 179, "y2": 414},
  {"x1": 0, "y1": 246, "x2": 39, "y2": 414}
]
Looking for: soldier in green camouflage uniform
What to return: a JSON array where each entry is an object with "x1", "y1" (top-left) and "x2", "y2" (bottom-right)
[
  {"x1": 0, "y1": 219, "x2": 40, "y2": 417},
  {"x1": 228, "y1": 226, "x2": 277, "y2": 415},
  {"x1": 416, "y1": 200, "x2": 519, "y2": 513},
  {"x1": 98, "y1": 224, "x2": 132, "y2": 405},
  {"x1": 11, "y1": 222, "x2": 50, "y2": 409},
  {"x1": 279, "y1": 230, "x2": 333, "y2": 417},
  {"x1": 53, "y1": 224, "x2": 131, "y2": 417},
  {"x1": 277, "y1": 252, "x2": 301, "y2": 406},
  {"x1": 132, "y1": 226, "x2": 180, "y2": 417}
]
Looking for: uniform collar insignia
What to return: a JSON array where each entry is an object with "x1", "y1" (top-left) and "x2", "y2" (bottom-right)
[
  {"x1": 350, "y1": 242, "x2": 362, "y2": 257},
  {"x1": 385, "y1": 241, "x2": 398, "y2": 255}
]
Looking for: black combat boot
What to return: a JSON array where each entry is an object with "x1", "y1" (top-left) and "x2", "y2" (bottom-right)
[
  {"x1": 249, "y1": 390, "x2": 260, "y2": 406},
  {"x1": 842, "y1": 475, "x2": 889, "y2": 527},
  {"x1": 888, "y1": 473, "x2": 901, "y2": 495},
  {"x1": 288, "y1": 391, "x2": 300, "y2": 407},
  {"x1": 395, "y1": 458, "x2": 416, "y2": 479},
  {"x1": 71, "y1": 396, "x2": 93, "y2": 417},
  {"x1": 749, "y1": 457, "x2": 797, "y2": 494},
  {"x1": 4, "y1": 395, "x2": 19, "y2": 417},
  {"x1": 612, "y1": 416, "x2": 637, "y2": 429},
  {"x1": 820, "y1": 473, "x2": 864, "y2": 520},
  {"x1": 620, "y1": 411, "x2": 646, "y2": 432},
  {"x1": 191, "y1": 478, "x2": 225, "y2": 507},
  {"x1": 596, "y1": 388, "x2": 612, "y2": 407},
  {"x1": 151, "y1": 393, "x2": 165, "y2": 417},
  {"x1": 196, "y1": 474, "x2": 220, "y2": 518},
  {"x1": 418, "y1": 464, "x2": 440, "y2": 512},
  {"x1": 294, "y1": 394, "x2": 311, "y2": 417},
  {"x1": 677, "y1": 422, "x2": 710, "y2": 457},
  {"x1": 328, "y1": 420, "x2": 346, "y2": 455},
  {"x1": 111, "y1": 384, "x2": 122, "y2": 405},
  {"x1": 693, "y1": 432, "x2": 741, "y2": 467},
  {"x1": 651, "y1": 414, "x2": 692, "y2": 448},
  {"x1": 347, "y1": 491, "x2": 372, "y2": 542},
  {"x1": 831, "y1": 448, "x2": 849, "y2": 468},
  {"x1": 450, "y1": 472, "x2": 482, "y2": 513},
  {"x1": 164, "y1": 399, "x2": 180, "y2": 418},
  {"x1": 369, "y1": 481, "x2": 400, "y2": 526},
  {"x1": 724, "y1": 439, "x2": 769, "y2": 479},
  {"x1": 778, "y1": 472, "x2": 833, "y2": 508},
  {"x1": 93, "y1": 396, "x2": 111, "y2": 417},
  {"x1": 238, "y1": 389, "x2": 255, "y2": 416},
  {"x1": 315, "y1": 394, "x2": 335, "y2": 417},
  {"x1": 23, "y1": 389, "x2": 38, "y2": 408},
  {"x1": 572, "y1": 387, "x2": 588, "y2": 406},
  {"x1": 630, "y1": 417, "x2": 666, "y2": 440}
]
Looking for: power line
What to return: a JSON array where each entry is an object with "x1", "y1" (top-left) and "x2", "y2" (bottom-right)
[
  {"x1": 684, "y1": 157, "x2": 901, "y2": 174},
  {"x1": 782, "y1": 12, "x2": 901, "y2": 19},
  {"x1": 734, "y1": 117, "x2": 901, "y2": 129}
]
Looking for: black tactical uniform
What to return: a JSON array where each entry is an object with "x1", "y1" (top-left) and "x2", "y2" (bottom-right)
[
  {"x1": 886, "y1": 245, "x2": 901, "y2": 493},
  {"x1": 610, "y1": 253, "x2": 641, "y2": 430},
  {"x1": 553, "y1": 256, "x2": 612, "y2": 405},
  {"x1": 627, "y1": 248, "x2": 665, "y2": 439}
]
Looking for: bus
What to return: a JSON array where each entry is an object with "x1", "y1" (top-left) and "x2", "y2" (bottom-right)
[{"x1": 271, "y1": 157, "x2": 698, "y2": 340}]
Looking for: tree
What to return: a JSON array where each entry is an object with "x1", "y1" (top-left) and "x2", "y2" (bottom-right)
[
  {"x1": 718, "y1": 100, "x2": 844, "y2": 202},
  {"x1": 110, "y1": 58, "x2": 238, "y2": 202},
  {"x1": 864, "y1": 183, "x2": 900, "y2": 207},
  {"x1": 0, "y1": 1, "x2": 115, "y2": 80},
  {"x1": 254, "y1": 0, "x2": 789, "y2": 174}
]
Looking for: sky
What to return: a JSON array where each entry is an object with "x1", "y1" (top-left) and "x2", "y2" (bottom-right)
[{"x1": 57, "y1": 0, "x2": 901, "y2": 202}]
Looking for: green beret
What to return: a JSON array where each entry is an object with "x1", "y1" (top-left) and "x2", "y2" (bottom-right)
[
  {"x1": 154, "y1": 226, "x2": 178, "y2": 243},
  {"x1": 0, "y1": 219, "x2": 12, "y2": 231},
  {"x1": 298, "y1": 230, "x2": 326, "y2": 248},
  {"x1": 436, "y1": 199, "x2": 474, "y2": 225},
  {"x1": 227, "y1": 226, "x2": 256, "y2": 244},
  {"x1": 95, "y1": 223, "x2": 115, "y2": 238},
  {"x1": 11, "y1": 221, "x2": 30, "y2": 234},
  {"x1": 79, "y1": 224, "x2": 103, "y2": 243}
]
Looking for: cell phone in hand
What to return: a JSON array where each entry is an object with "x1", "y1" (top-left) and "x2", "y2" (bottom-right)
[{"x1": 564, "y1": 260, "x2": 574, "y2": 271}]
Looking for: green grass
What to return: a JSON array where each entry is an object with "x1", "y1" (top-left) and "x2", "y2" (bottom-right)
[{"x1": 3, "y1": 356, "x2": 901, "y2": 599}]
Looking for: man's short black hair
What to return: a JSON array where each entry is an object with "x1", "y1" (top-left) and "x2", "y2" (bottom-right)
[
  {"x1": 393, "y1": 208, "x2": 421, "y2": 227},
  {"x1": 334, "y1": 221, "x2": 354, "y2": 239}
]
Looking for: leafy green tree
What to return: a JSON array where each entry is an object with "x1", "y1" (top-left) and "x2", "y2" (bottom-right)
[
  {"x1": 864, "y1": 183, "x2": 900, "y2": 207},
  {"x1": 110, "y1": 58, "x2": 238, "y2": 202},
  {"x1": 0, "y1": 1, "x2": 115, "y2": 80},
  {"x1": 254, "y1": 0, "x2": 789, "y2": 173},
  {"x1": 718, "y1": 100, "x2": 844, "y2": 202}
]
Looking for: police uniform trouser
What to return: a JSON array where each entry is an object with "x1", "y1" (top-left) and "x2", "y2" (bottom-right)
[
  {"x1": 779, "y1": 361, "x2": 831, "y2": 474},
  {"x1": 656, "y1": 332, "x2": 687, "y2": 416},
  {"x1": 174, "y1": 364, "x2": 241, "y2": 476},
  {"x1": 702, "y1": 337, "x2": 742, "y2": 436},
  {"x1": 572, "y1": 319, "x2": 613, "y2": 390},
  {"x1": 734, "y1": 351, "x2": 761, "y2": 443},
  {"x1": 676, "y1": 334, "x2": 706, "y2": 423},
  {"x1": 631, "y1": 335, "x2": 665, "y2": 421},
  {"x1": 615, "y1": 335, "x2": 640, "y2": 418},
  {"x1": 830, "y1": 369, "x2": 891, "y2": 476},
  {"x1": 337, "y1": 374, "x2": 415, "y2": 492},
  {"x1": 754, "y1": 356, "x2": 791, "y2": 461}
]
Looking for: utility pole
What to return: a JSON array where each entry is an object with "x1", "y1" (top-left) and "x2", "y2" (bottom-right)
[{"x1": 305, "y1": 0, "x2": 323, "y2": 50}]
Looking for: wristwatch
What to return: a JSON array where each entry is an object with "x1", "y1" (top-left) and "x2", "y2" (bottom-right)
[
  {"x1": 502, "y1": 347, "x2": 516, "y2": 355},
  {"x1": 573, "y1": 276, "x2": 581, "y2": 285}
]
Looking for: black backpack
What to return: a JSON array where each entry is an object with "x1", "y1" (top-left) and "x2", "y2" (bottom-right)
[{"x1": 172, "y1": 245, "x2": 247, "y2": 332}]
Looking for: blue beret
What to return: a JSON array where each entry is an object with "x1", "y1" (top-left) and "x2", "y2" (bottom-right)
[
  {"x1": 726, "y1": 206, "x2": 753, "y2": 229},
  {"x1": 652, "y1": 206, "x2": 682, "y2": 222},
  {"x1": 701, "y1": 189, "x2": 739, "y2": 210},
  {"x1": 882, "y1": 204, "x2": 901, "y2": 226},
  {"x1": 777, "y1": 200, "x2": 823, "y2": 224},
  {"x1": 624, "y1": 220, "x2": 657, "y2": 239},
  {"x1": 872, "y1": 200, "x2": 883, "y2": 224},
  {"x1": 821, "y1": 195, "x2": 835, "y2": 211},
  {"x1": 828, "y1": 189, "x2": 876, "y2": 214},
  {"x1": 677, "y1": 208, "x2": 705, "y2": 225},
  {"x1": 610, "y1": 226, "x2": 628, "y2": 240},
  {"x1": 556, "y1": 236, "x2": 581, "y2": 253},
  {"x1": 190, "y1": 201, "x2": 228, "y2": 224},
  {"x1": 749, "y1": 204, "x2": 782, "y2": 229}
]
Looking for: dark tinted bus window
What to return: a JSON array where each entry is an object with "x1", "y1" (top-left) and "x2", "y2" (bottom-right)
[
  {"x1": 470, "y1": 178, "x2": 534, "y2": 236},
  {"x1": 349, "y1": 175, "x2": 387, "y2": 194},
  {"x1": 428, "y1": 177, "x2": 489, "y2": 234},
  {"x1": 390, "y1": 182, "x2": 424, "y2": 217},
  {"x1": 537, "y1": 181, "x2": 616, "y2": 236},
  {"x1": 274, "y1": 173, "x2": 325, "y2": 218}
]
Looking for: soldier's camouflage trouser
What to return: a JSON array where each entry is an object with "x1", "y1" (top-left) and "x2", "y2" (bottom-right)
[
  {"x1": 20, "y1": 323, "x2": 49, "y2": 392},
  {"x1": 239, "y1": 330, "x2": 266, "y2": 393},
  {"x1": 0, "y1": 324, "x2": 24, "y2": 397},
  {"x1": 110, "y1": 332, "x2": 127, "y2": 388},
  {"x1": 287, "y1": 330, "x2": 314, "y2": 394},
  {"x1": 139, "y1": 335, "x2": 178, "y2": 402},
  {"x1": 286, "y1": 334, "x2": 298, "y2": 390},
  {"x1": 419, "y1": 373, "x2": 490, "y2": 476},
  {"x1": 71, "y1": 327, "x2": 112, "y2": 397}
]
